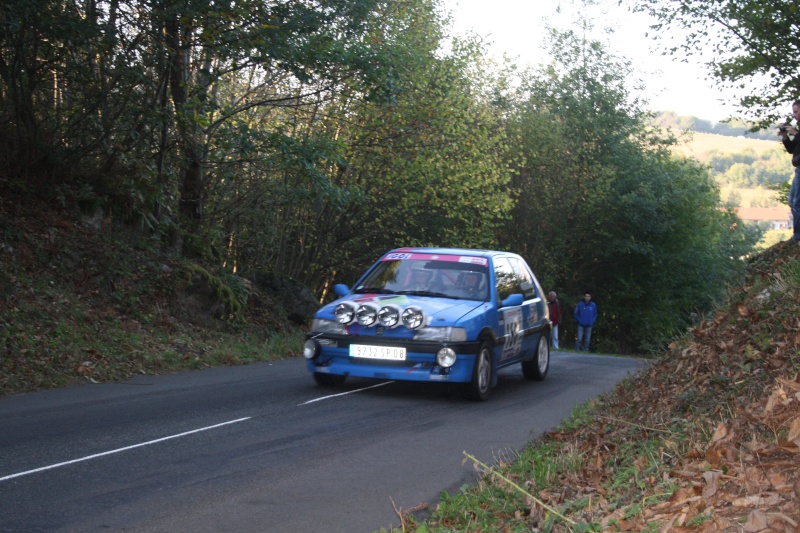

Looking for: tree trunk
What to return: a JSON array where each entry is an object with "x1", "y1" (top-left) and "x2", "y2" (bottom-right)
[{"x1": 165, "y1": 14, "x2": 205, "y2": 224}]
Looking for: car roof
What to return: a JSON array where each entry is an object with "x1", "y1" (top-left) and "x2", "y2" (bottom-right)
[{"x1": 388, "y1": 247, "x2": 518, "y2": 259}]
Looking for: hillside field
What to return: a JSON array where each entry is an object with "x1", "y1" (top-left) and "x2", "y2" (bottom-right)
[
  {"x1": 668, "y1": 130, "x2": 792, "y2": 250},
  {"x1": 672, "y1": 131, "x2": 786, "y2": 209},
  {"x1": 673, "y1": 130, "x2": 782, "y2": 159}
]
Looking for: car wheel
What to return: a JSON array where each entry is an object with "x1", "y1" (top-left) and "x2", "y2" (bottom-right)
[
  {"x1": 463, "y1": 341, "x2": 492, "y2": 401},
  {"x1": 313, "y1": 372, "x2": 347, "y2": 386},
  {"x1": 522, "y1": 334, "x2": 549, "y2": 381}
]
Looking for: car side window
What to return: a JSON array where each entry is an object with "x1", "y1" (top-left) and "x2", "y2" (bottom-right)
[
  {"x1": 509, "y1": 257, "x2": 537, "y2": 300},
  {"x1": 493, "y1": 257, "x2": 518, "y2": 301}
]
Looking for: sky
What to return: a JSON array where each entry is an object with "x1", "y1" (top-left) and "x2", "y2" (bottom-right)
[{"x1": 441, "y1": 0, "x2": 737, "y2": 123}]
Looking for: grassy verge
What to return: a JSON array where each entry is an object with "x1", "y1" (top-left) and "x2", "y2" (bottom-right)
[{"x1": 1, "y1": 304, "x2": 305, "y2": 393}]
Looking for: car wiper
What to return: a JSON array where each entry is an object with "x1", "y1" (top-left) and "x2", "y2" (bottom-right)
[{"x1": 397, "y1": 290, "x2": 450, "y2": 298}]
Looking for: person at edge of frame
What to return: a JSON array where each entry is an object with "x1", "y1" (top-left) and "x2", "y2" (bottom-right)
[{"x1": 778, "y1": 99, "x2": 800, "y2": 247}]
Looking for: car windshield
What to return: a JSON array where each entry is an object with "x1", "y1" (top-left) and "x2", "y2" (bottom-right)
[{"x1": 354, "y1": 256, "x2": 490, "y2": 301}]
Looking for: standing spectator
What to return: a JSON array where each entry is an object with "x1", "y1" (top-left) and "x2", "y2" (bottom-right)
[
  {"x1": 547, "y1": 291, "x2": 563, "y2": 349},
  {"x1": 574, "y1": 292, "x2": 597, "y2": 351},
  {"x1": 779, "y1": 99, "x2": 800, "y2": 247}
]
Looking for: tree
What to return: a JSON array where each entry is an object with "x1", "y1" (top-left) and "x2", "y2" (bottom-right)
[
  {"x1": 0, "y1": 0, "x2": 160, "y2": 188},
  {"x1": 704, "y1": 147, "x2": 791, "y2": 187},
  {"x1": 149, "y1": 0, "x2": 396, "y2": 226},
  {"x1": 0, "y1": 0, "x2": 401, "y2": 230},
  {"x1": 499, "y1": 12, "x2": 758, "y2": 353},
  {"x1": 723, "y1": 189, "x2": 742, "y2": 207},
  {"x1": 200, "y1": 0, "x2": 514, "y2": 293},
  {"x1": 632, "y1": 0, "x2": 800, "y2": 129},
  {"x1": 294, "y1": 34, "x2": 514, "y2": 290}
]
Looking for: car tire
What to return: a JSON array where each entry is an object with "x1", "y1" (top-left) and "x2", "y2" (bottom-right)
[
  {"x1": 463, "y1": 341, "x2": 493, "y2": 401},
  {"x1": 313, "y1": 372, "x2": 347, "y2": 386},
  {"x1": 522, "y1": 334, "x2": 550, "y2": 381}
]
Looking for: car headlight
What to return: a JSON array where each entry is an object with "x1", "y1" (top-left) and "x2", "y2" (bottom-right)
[
  {"x1": 378, "y1": 305, "x2": 401, "y2": 328},
  {"x1": 414, "y1": 327, "x2": 467, "y2": 342},
  {"x1": 401, "y1": 306, "x2": 425, "y2": 330},
  {"x1": 356, "y1": 303, "x2": 380, "y2": 327},
  {"x1": 311, "y1": 318, "x2": 348, "y2": 335},
  {"x1": 334, "y1": 302, "x2": 357, "y2": 324},
  {"x1": 303, "y1": 339, "x2": 319, "y2": 359},
  {"x1": 436, "y1": 347, "x2": 457, "y2": 368}
]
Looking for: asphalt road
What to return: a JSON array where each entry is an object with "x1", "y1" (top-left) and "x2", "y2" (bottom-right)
[{"x1": 0, "y1": 352, "x2": 648, "y2": 533}]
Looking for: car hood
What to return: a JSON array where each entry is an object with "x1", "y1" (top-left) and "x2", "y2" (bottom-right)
[{"x1": 319, "y1": 293, "x2": 485, "y2": 326}]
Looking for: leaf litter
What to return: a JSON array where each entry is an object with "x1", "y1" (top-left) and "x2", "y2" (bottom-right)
[{"x1": 409, "y1": 240, "x2": 800, "y2": 532}]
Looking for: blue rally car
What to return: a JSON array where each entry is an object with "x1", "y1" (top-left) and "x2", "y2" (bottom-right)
[{"x1": 303, "y1": 248, "x2": 551, "y2": 400}]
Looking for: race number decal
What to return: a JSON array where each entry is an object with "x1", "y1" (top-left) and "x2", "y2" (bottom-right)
[
  {"x1": 502, "y1": 308, "x2": 523, "y2": 361},
  {"x1": 528, "y1": 303, "x2": 538, "y2": 325}
]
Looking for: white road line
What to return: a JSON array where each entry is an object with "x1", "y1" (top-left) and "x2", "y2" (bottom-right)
[
  {"x1": 0, "y1": 417, "x2": 251, "y2": 482},
  {"x1": 298, "y1": 381, "x2": 394, "y2": 406}
]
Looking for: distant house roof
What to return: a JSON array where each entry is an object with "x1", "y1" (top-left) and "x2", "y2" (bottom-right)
[{"x1": 736, "y1": 207, "x2": 791, "y2": 221}]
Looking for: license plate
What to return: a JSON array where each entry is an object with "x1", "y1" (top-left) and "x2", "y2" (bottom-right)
[{"x1": 349, "y1": 344, "x2": 406, "y2": 361}]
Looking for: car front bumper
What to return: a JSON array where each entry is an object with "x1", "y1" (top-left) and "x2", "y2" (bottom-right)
[{"x1": 305, "y1": 334, "x2": 481, "y2": 383}]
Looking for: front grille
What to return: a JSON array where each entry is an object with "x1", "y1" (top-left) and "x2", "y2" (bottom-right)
[{"x1": 349, "y1": 357, "x2": 422, "y2": 368}]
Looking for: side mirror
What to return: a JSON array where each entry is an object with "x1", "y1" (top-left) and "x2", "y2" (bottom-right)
[
  {"x1": 500, "y1": 293, "x2": 523, "y2": 307},
  {"x1": 334, "y1": 284, "x2": 351, "y2": 297}
]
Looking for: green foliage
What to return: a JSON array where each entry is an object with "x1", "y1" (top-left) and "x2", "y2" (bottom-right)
[
  {"x1": 633, "y1": 0, "x2": 800, "y2": 129},
  {"x1": 770, "y1": 180, "x2": 792, "y2": 205},
  {"x1": 182, "y1": 262, "x2": 246, "y2": 321},
  {"x1": 704, "y1": 146, "x2": 791, "y2": 187},
  {"x1": 338, "y1": 36, "x2": 514, "y2": 252},
  {"x1": 204, "y1": 0, "x2": 514, "y2": 292},
  {"x1": 1, "y1": 0, "x2": 763, "y2": 355},
  {"x1": 0, "y1": 0, "x2": 404, "y2": 221},
  {"x1": 497, "y1": 14, "x2": 759, "y2": 353},
  {"x1": 505, "y1": 441, "x2": 584, "y2": 490}
]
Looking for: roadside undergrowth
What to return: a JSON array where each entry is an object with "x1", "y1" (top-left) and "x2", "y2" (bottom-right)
[
  {"x1": 0, "y1": 196, "x2": 306, "y2": 397},
  {"x1": 384, "y1": 241, "x2": 800, "y2": 532}
]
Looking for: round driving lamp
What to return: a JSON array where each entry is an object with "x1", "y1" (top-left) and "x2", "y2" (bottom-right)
[
  {"x1": 356, "y1": 304, "x2": 380, "y2": 327},
  {"x1": 401, "y1": 306, "x2": 425, "y2": 330},
  {"x1": 334, "y1": 302, "x2": 356, "y2": 324},
  {"x1": 303, "y1": 339, "x2": 319, "y2": 359},
  {"x1": 378, "y1": 305, "x2": 401, "y2": 328},
  {"x1": 436, "y1": 347, "x2": 457, "y2": 368}
]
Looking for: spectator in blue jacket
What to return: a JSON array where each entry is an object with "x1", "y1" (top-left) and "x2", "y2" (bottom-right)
[{"x1": 573, "y1": 292, "x2": 597, "y2": 351}]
